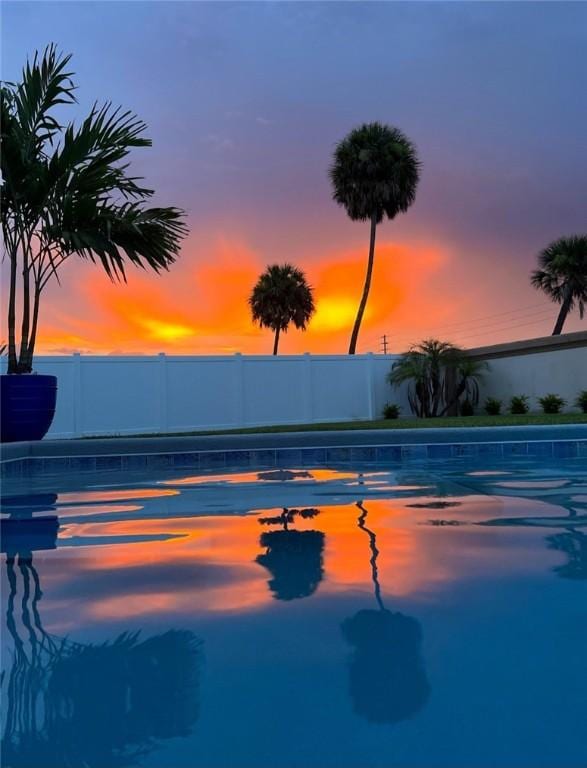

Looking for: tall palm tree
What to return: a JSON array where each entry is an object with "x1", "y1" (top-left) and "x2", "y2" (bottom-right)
[
  {"x1": 531, "y1": 235, "x2": 587, "y2": 335},
  {"x1": 249, "y1": 264, "x2": 315, "y2": 355},
  {"x1": 1, "y1": 45, "x2": 187, "y2": 373},
  {"x1": 329, "y1": 122, "x2": 420, "y2": 354}
]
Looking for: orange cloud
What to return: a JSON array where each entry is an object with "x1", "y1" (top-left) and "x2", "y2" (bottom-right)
[{"x1": 34, "y1": 235, "x2": 454, "y2": 355}]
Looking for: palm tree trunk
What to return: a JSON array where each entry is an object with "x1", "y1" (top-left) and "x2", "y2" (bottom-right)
[
  {"x1": 552, "y1": 289, "x2": 573, "y2": 335},
  {"x1": 23, "y1": 283, "x2": 42, "y2": 373},
  {"x1": 273, "y1": 326, "x2": 281, "y2": 355},
  {"x1": 18, "y1": 252, "x2": 31, "y2": 371},
  {"x1": 7, "y1": 252, "x2": 18, "y2": 374},
  {"x1": 348, "y1": 214, "x2": 377, "y2": 355}
]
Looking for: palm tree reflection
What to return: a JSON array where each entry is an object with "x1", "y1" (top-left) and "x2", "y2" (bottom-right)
[
  {"x1": 341, "y1": 502, "x2": 430, "y2": 725},
  {"x1": 256, "y1": 508, "x2": 325, "y2": 601},
  {"x1": 547, "y1": 529, "x2": 587, "y2": 580},
  {"x1": 1, "y1": 551, "x2": 202, "y2": 768}
]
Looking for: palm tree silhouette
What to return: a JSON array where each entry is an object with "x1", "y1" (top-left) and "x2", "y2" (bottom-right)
[
  {"x1": 329, "y1": 122, "x2": 420, "y2": 354},
  {"x1": 249, "y1": 264, "x2": 315, "y2": 355},
  {"x1": 531, "y1": 235, "x2": 587, "y2": 335},
  {"x1": 341, "y1": 502, "x2": 430, "y2": 724},
  {"x1": 2, "y1": 45, "x2": 186, "y2": 374},
  {"x1": 1, "y1": 551, "x2": 202, "y2": 768},
  {"x1": 256, "y1": 508, "x2": 324, "y2": 600}
]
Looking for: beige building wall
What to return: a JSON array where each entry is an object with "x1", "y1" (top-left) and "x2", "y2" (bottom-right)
[{"x1": 469, "y1": 331, "x2": 587, "y2": 412}]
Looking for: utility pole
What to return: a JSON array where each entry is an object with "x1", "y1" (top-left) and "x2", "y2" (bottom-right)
[{"x1": 380, "y1": 334, "x2": 389, "y2": 354}]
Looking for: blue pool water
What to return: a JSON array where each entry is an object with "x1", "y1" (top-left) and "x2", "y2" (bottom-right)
[{"x1": 1, "y1": 458, "x2": 586, "y2": 767}]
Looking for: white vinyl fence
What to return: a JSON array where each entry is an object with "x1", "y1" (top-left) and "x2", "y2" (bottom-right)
[
  {"x1": 32, "y1": 354, "x2": 403, "y2": 438},
  {"x1": 22, "y1": 333, "x2": 587, "y2": 439}
]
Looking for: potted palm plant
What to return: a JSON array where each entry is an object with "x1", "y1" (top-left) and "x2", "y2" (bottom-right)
[{"x1": 1, "y1": 45, "x2": 186, "y2": 442}]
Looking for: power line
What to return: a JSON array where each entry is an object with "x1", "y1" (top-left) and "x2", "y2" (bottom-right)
[
  {"x1": 408, "y1": 301, "x2": 547, "y2": 333},
  {"x1": 350, "y1": 301, "x2": 557, "y2": 353},
  {"x1": 392, "y1": 307, "x2": 555, "y2": 344},
  {"x1": 448, "y1": 314, "x2": 555, "y2": 345}
]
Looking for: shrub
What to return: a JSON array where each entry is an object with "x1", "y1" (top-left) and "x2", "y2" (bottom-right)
[
  {"x1": 382, "y1": 403, "x2": 401, "y2": 420},
  {"x1": 460, "y1": 399, "x2": 474, "y2": 416},
  {"x1": 388, "y1": 339, "x2": 487, "y2": 418},
  {"x1": 538, "y1": 393, "x2": 565, "y2": 414},
  {"x1": 509, "y1": 395, "x2": 529, "y2": 415},
  {"x1": 575, "y1": 390, "x2": 587, "y2": 413},
  {"x1": 484, "y1": 397, "x2": 502, "y2": 416}
]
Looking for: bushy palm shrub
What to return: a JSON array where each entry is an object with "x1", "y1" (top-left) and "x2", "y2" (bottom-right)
[
  {"x1": 388, "y1": 340, "x2": 487, "y2": 418},
  {"x1": 575, "y1": 390, "x2": 587, "y2": 413},
  {"x1": 382, "y1": 403, "x2": 401, "y2": 420},
  {"x1": 484, "y1": 397, "x2": 502, "y2": 415},
  {"x1": 538, "y1": 394, "x2": 566, "y2": 414},
  {"x1": 510, "y1": 395, "x2": 530, "y2": 415}
]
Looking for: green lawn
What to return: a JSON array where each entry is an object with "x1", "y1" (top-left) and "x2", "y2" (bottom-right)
[{"x1": 113, "y1": 411, "x2": 587, "y2": 438}]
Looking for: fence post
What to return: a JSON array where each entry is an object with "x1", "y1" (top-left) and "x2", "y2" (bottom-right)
[
  {"x1": 158, "y1": 353, "x2": 168, "y2": 432},
  {"x1": 72, "y1": 352, "x2": 82, "y2": 437},
  {"x1": 366, "y1": 352, "x2": 375, "y2": 420},
  {"x1": 234, "y1": 353, "x2": 245, "y2": 426},
  {"x1": 303, "y1": 353, "x2": 313, "y2": 422}
]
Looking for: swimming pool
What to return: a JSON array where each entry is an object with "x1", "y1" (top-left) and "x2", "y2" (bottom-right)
[{"x1": 1, "y1": 457, "x2": 586, "y2": 767}]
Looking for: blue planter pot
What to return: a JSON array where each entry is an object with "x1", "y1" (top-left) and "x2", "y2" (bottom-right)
[{"x1": 0, "y1": 374, "x2": 57, "y2": 443}]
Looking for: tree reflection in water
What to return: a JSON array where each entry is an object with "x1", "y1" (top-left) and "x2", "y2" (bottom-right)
[
  {"x1": 547, "y1": 529, "x2": 587, "y2": 580},
  {"x1": 341, "y1": 502, "x2": 430, "y2": 725},
  {"x1": 256, "y1": 508, "x2": 325, "y2": 601},
  {"x1": 1, "y1": 551, "x2": 202, "y2": 768}
]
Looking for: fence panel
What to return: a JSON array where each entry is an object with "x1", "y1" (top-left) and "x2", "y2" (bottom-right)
[{"x1": 25, "y1": 337, "x2": 585, "y2": 439}]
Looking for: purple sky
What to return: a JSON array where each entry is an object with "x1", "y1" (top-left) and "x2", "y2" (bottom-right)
[{"x1": 2, "y1": 1, "x2": 586, "y2": 353}]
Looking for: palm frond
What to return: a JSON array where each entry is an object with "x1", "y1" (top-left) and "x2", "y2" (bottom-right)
[
  {"x1": 12, "y1": 43, "x2": 75, "y2": 152},
  {"x1": 531, "y1": 235, "x2": 587, "y2": 309}
]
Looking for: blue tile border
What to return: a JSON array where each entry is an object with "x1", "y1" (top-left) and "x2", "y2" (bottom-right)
[
  {"x1": 1, "y1": 439, "x2": 586, "y2": 479},
  {"x1": 275, "y1": 448, "x2": 303, "y2": 466},
  {"x1": 301, "y1": 448, "x2": 327, "y2": 466},
  {"x1": 326, "y1": 447, "x2": 351, "y2": 464},
  {"x1": 199, "y1": 451, "x2": 227, "y2": 469},
  {"x1": 375, "y1": 446, "x2": 402, "y2": 463},
  {"x1": 527, "y1": 441, "x2": 553, "y2": 458},
  {"x1": 553, "y1": 441, "x2": 578, "y2": 459},
  {"x1": 502, "y1": 442, "x2": 528, "y2": 457},
  {"x1": 351, "y1": 446, "x2": 377, "y2": 463}
]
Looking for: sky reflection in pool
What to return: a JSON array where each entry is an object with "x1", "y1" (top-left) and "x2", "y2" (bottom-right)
[{"x1": 1, "y1": 462, "x2": 586, "y2": 768}]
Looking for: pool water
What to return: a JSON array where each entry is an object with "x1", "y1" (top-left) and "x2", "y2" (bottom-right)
[{"x1": 1, "y1": 459, "x2": 586, "y2": 768}]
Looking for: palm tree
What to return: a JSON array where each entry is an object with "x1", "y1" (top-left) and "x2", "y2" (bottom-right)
[
  {"x1": 388, "y1": 339, "x2": 487, "y2": 417},
  {"x1": 1, "y1": 45, "x2": 187, "y2": 373},
  {"x1": 531, "y1": 235, "x2": 587, "y2": 335},
  {"x1": 329, "y1": 122, "x2": 420, "y2": 354},
  {"x1": 249, "y1": 263, "x2": 315, "y2": 355}
]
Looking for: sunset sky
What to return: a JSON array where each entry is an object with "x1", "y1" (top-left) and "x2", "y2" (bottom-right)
[{"x1": 3, "y1": 1, "x2": 586, "y2": 355}]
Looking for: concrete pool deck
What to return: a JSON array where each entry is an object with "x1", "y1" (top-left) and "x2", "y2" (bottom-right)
[
  {"x1": 2, "y1": 423, "x2": 587, "y2": 459},
  {"x1": 1, "y1": 423, "x2": 586, "y2": 480}
]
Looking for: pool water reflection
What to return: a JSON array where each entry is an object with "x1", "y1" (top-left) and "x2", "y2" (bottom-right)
[{"x1": 1, "y1": 461, "x2": 586, "y2": 768}]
